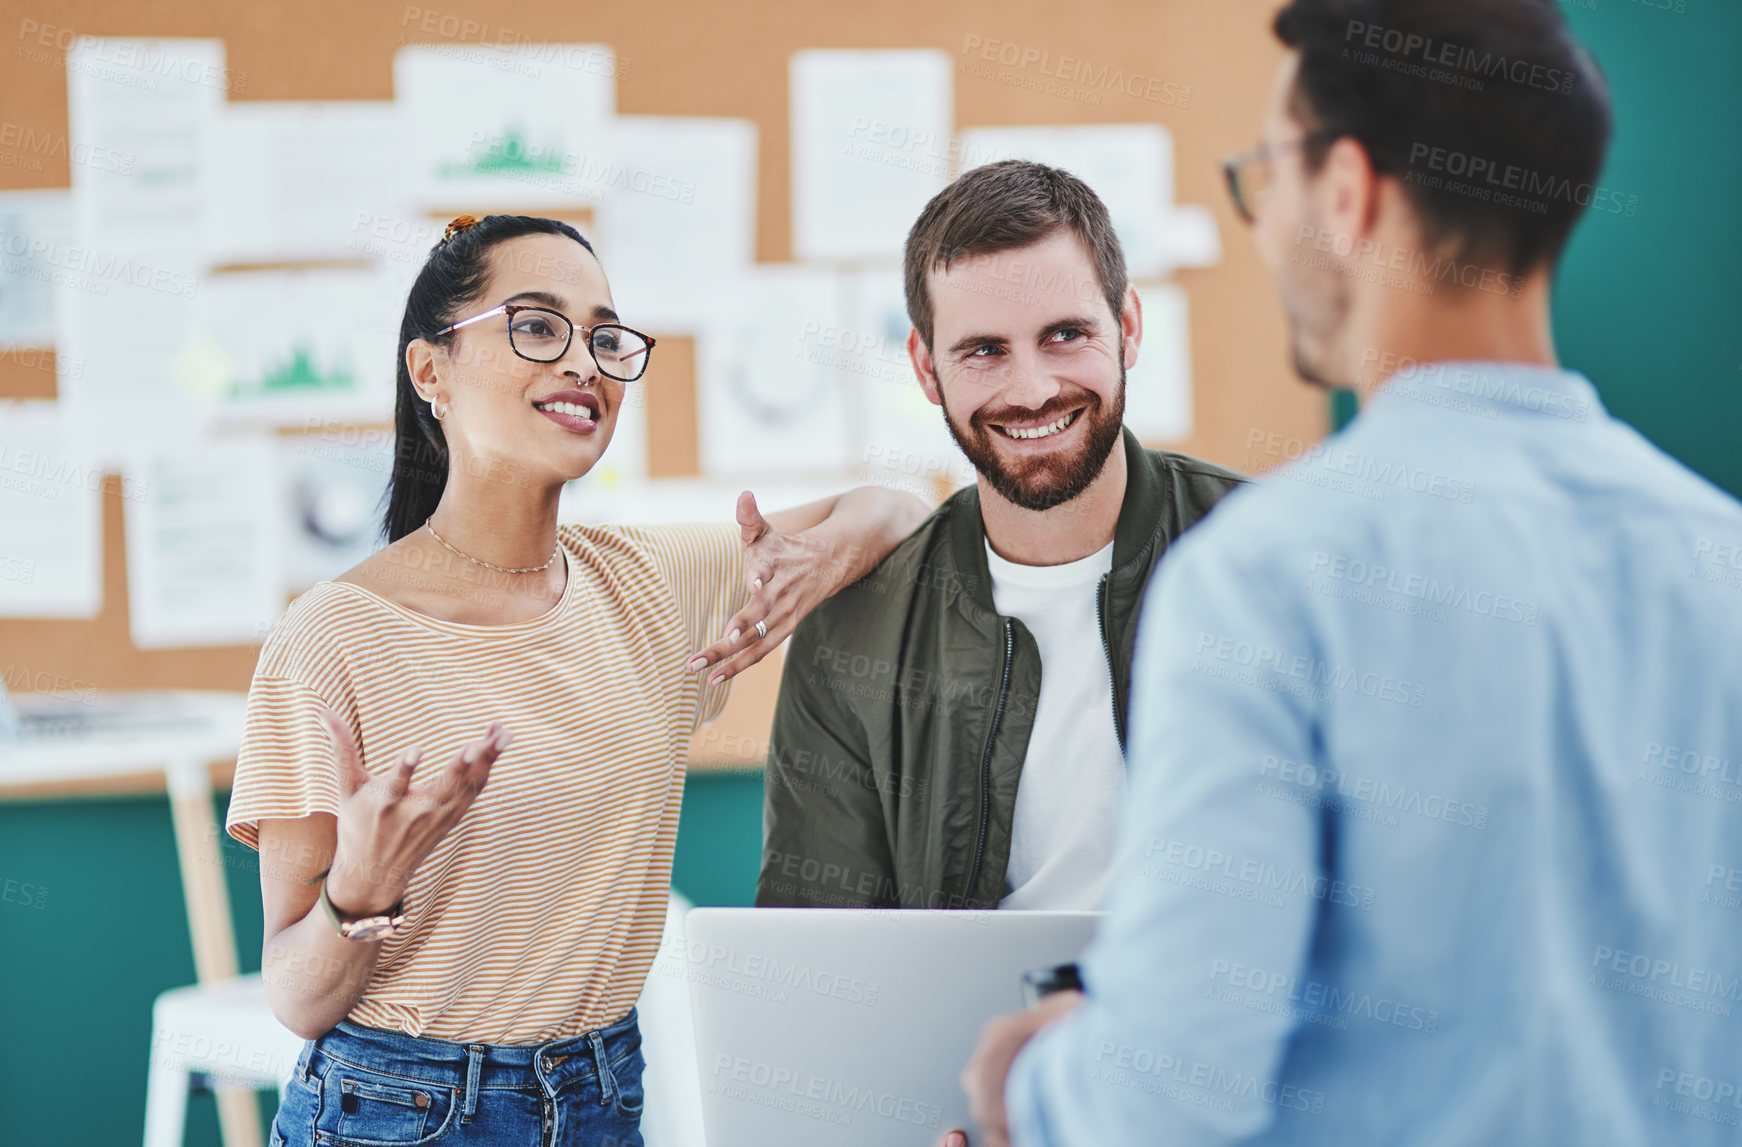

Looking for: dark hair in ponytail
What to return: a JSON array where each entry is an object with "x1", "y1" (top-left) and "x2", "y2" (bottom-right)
[{"x1": 381, "y1": 214, "x2": 595, "y2": 543}]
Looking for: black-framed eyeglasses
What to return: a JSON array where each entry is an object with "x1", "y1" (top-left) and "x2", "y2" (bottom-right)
[
  {"x1": 1221, "y1": 131, "x2": 1340, "y2": 225},
  {"x1": 434, "y1": 303, "x2": 656, "y2": 382}
]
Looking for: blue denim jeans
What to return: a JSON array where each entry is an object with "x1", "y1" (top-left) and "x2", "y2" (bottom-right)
[{"x1": 269, "y1": 1008, "x2": 645, "y2": 1147}]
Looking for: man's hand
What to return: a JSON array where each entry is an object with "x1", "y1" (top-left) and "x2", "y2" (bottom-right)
[{"x1": 938, "y1": 989, "x2": 1084, "y2": 1147}]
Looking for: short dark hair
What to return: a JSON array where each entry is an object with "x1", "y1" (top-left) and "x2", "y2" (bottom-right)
[
  {"x1": 1274, "y1": 0, "x2": 1612, "y2": 275},
  {"x1": 903, "y1": 159, "x2": 1128, "y2": 349}
]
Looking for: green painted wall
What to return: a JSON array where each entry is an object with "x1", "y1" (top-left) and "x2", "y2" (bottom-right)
[
  {"x1": 1, "y1": 795, "x2": 268, "y2": 1144},
  {"x1": 1552, "y1": 0, "x2": 1742, "y2": 500},
  {"x1": 669, "y1": 769, "x2": 767, "y2": 909}
]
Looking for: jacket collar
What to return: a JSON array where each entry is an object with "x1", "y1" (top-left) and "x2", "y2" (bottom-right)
[{"x1": 946, "y1": 427, "x2": 1164, "y2": 618}]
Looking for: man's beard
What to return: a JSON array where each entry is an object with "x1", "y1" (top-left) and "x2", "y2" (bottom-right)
[
  {"x1": 940, "y1": 367, "x2": 1127, "y2": 512},
  {"x1": 1283, "y1": 216, "x2": 1352, "y2": 391}
]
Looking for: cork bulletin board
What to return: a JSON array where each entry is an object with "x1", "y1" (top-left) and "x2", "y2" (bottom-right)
[{"x1": 0, "y1": 0, "x2": 1325, "y2": 779}]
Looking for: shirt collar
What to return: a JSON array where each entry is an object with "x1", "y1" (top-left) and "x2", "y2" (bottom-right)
[{"x1": 1367, "y1": 359, "x2": 1604, "y2": 426}]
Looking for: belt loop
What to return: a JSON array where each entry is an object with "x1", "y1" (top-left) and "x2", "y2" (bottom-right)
[
  {"x1": 461, "y1": 1044, "x2": 485, "y2": 1122},
  {"x1": 295, "y1": 1039, "x2": 315, "y2": 1082},
  {"x1": 587, "y1": 1030, "x2": 615, "y2": 1107}
]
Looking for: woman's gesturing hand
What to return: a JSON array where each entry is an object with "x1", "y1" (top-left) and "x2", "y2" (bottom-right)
[
  {"x1": 687, "y1": 491, "x2": 843, "y2": 686},
  {"x1": 316, "y1": 707, "x2": 513, "y2": 916}
]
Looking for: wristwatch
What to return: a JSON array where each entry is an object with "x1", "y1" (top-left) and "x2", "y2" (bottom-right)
[{"x1": 319, "y1": 876, "x2": 407, "y2": 942}]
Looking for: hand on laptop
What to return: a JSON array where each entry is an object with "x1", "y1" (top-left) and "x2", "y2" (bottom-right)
[{"x1": 939, "y1": 989, "x2": 1084, "y2": 1147}]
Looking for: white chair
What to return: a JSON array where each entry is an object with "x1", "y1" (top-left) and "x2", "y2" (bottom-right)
[
  {"x1": 143, "y1": 891, "x2": 706, "y2": 1147},
  {"x1": 635, "y1": 890, "x2": 707, "y2": 1147},
  {"x1": 144, "y1": 973, "x2": 306, "y2": 1147}
]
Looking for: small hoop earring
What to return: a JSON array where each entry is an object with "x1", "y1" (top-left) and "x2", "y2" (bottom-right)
[{"x1": 429, "y1": 399, "x2": 446, "y2": 422}]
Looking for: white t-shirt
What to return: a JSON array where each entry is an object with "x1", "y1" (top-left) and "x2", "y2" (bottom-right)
[{"x1": 986, "y1": 538, "x2": 1127, "y2": 910}]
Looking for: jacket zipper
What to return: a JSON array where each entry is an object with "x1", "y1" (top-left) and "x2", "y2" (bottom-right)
[
  {"x1": 965, "y1": 619, "x2": 1013, "y2": 905},
  {"x1": 1097, "y1": 573, "x2": 1124, "y2": 749}
]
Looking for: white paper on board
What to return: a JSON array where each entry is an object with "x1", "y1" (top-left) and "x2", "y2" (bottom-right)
[
  {"x1": 696, "y1": 266, "x2": 849, "y2": 476},
  {"x1": 394, "y1": 44, "x2": 618, "y2": 211},
  {"x1": 59, "y1": 39, "x2": 227, "y2": 466},
  {"x1": 189, "y1": 265, "x2": 401, "y2": 430},
  {"x1": 204, "y1": 101, "x2": 405, "y2": 264},
  {"x1": 342, "y1": 207, "x2": 451, "y2": 274},
  {"x1": 276, "y1": 431, "x2": 391, "y2": 592},
  {"x1": 65, "y1": 38, "x2": 228, "y2": 254},
  {"x1": 1159, "y1": 203, "x2": 1222, "y2": 270},
  {"x1": 1124, "y1": 282, "x2": 1193, "y2": 444},
  {"x1": 791, "y1": 50, "x2": 953, "y2": 261},
  {"x1": 839, "y1": 268, "x2": 970, "y2": 497},
  {"x1": 956, "y1": 124, "x2": 1178, "y2": 277},
  {"x1": 124, "y1": 433, "x2": 286, "y2": 649},
  {"x1": 596, "y1": 116, "x2": 757, "y2": 333},
  {"x1": 55, "y1": 252, "x2": 208, "y2": 467},
  {"x1": 0, "y1": 401, "x2": 102, "y2": 618},
  {"x1": 0, "y1": 190, "x2": 72, "y2": 348}
]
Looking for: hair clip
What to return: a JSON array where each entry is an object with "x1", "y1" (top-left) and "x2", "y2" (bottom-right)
[{"x1": 439, "y1": 214, "x2": 481, "y2": 247}]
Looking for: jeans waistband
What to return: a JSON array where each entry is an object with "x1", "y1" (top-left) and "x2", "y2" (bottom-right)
[{"x1": 297, "y1": 1007, "x2": 640, "y2": 1114}]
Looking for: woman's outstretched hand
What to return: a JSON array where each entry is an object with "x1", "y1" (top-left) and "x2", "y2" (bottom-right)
[
  {"x1": 686, "y1": 485, "x2": 930, "y2": 686},
  {"x1": 317, "y1": 707, "x2": 513, "y2": 916},
  {"x1": 687, "y1": 490, "x2": 838, "y2": 686}
]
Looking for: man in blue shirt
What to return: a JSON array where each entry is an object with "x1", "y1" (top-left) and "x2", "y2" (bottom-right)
[{"x1": 945, "y1": 1, "x2": 1742, "y2": 1144}]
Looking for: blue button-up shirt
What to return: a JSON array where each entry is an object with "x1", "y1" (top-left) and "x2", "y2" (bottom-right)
[{"x1": 1008, "y1": 362, "x2": 1742, "y2": 1146}]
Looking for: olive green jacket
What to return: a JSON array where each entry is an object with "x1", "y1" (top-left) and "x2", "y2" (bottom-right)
[{"x1": 756, "y1": 429, "x2": 1247, "y2": 909}]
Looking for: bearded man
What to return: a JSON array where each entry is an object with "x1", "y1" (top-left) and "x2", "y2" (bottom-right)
[{"x1": 756, "y1": 160, "x2": 1246, "y2": 912}]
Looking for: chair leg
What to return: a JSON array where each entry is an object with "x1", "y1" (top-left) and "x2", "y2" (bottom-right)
[
  {"x1": 216, "y1": 1086, "x2": 265, "y2": 1147},
  {"x1": 142, "y1": 1058, "x2": 190, "y2": 1147}
]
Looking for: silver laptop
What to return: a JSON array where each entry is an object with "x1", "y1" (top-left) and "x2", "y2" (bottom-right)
[{"x1": 684, "y1": 907, "x2": 1099, "y2": 1147}]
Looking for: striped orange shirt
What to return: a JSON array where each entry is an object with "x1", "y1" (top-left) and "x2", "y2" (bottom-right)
[{"x1": 225, "y1": 521, "x2": 745, "y2": 1043}]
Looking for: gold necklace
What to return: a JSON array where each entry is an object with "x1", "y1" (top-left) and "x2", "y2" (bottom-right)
[{"x1": 424, "y1": 519, "x2": 559, "y2": 574}]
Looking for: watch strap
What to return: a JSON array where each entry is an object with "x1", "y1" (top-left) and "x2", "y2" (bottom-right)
[{"x1": 319, "y1": 875, "x2": 405, "y2": 939}]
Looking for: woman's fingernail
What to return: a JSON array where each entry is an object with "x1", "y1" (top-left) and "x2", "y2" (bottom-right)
[
  {"x1": 687, "y1": 656, "x2": 708, "y2": 671},
  {"x1": 495, "y1": 731, "x2": 514, "y2": 750},
  {"x1": 752, "y1": 577, "x2": 763, "y2": 591},
  {"x1": 708, "y1": 672, "x2": 726, "y2": 686},
  {"x1": 728, "y1": 628, "x2": 740, "y2": 645}
]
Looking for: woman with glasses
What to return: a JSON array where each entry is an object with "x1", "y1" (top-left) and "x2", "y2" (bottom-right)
[{"x1": 225, "y1": 214, "x2": 929, "y2": 1146}]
